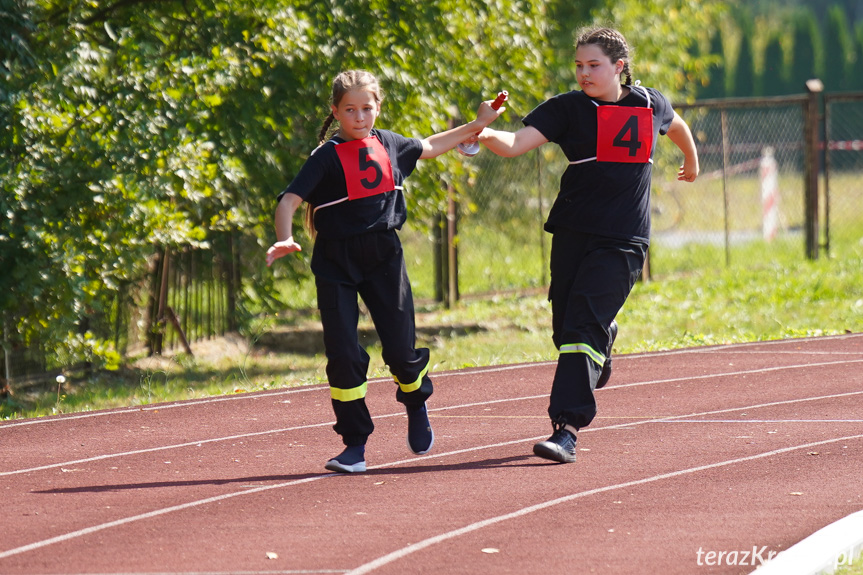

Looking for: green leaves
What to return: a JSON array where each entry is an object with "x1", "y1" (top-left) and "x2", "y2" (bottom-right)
[{"x1": 1, "y1": 0, "x2": 725, "y2": 370}]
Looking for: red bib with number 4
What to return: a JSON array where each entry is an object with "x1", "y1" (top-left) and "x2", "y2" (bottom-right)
[
  {"x1": 596, "y1": 106, "x2": 653, "y2": 163},
  {"x1": 334, "y1": 136, "x2": 396, "y2": 200}
]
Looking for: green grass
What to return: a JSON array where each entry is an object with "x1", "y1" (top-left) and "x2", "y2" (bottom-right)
[
  {"x1": 3, "y1": 236, "x2": 862, "y2": 421},
  {"x1": 834, "y1": 551, "x2": 863, "y2": 575}
]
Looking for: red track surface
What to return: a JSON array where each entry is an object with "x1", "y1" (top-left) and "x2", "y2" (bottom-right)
[{"x1": 2, "y1": 334, "x2": 863, "y2": 574}]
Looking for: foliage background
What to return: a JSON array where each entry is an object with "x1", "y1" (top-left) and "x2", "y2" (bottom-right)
[
  {"x1": 1, "y1": 0, "x2": 730, "y2": 371},
  {"x1": 7, "y1": 0, "x2": 862, "y2": 375}
]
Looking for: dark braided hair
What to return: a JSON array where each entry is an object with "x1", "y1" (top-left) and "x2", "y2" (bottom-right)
[
  {"x1": 317, "y1": 70, "x2": 383, "y2": 144},
  {"x1": 576, "y1": 27, "x2": 633, "y2": 86}
]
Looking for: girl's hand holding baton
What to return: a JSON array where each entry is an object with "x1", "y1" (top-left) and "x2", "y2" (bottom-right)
[{"x1": 458, "y1": 91, "x2": 508, "y2": 156}]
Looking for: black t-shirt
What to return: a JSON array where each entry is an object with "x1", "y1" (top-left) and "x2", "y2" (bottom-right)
[
  {"x1": 523, "y1": 86, "x2": 674, "y2": 243},
  {"x1": 277, "y1": 128, "x2": 423, "y2": 239}
]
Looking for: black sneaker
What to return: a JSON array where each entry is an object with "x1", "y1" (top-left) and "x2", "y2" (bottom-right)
[
  {"x1": 533, "y1": 423, "x2": 577, "y2": 463},
  {"x1": 406, "y1": 403, "x2": 434, "y2": 455},
  {"x1": 324, "y1": 445, "x2": 366, "y2": 473},
  {"x1": 596, "y1": 320, "x2": 618, "y2": 390}
]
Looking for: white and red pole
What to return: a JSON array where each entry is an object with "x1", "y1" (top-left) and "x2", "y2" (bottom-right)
[{"x1": 760, "y1": 146, "x2": 779, "y2": 241}]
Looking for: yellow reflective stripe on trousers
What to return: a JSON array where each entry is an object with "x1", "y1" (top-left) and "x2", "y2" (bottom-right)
[
  {"x1": 393, "y1": 362, "x2": 430, "y2": 394},
  {"x1": 330, "y1": 381, "x2": 368, "y2": 402},
  {"x1": 559, "y1": 343, "x2": 606, "y2": 366}
]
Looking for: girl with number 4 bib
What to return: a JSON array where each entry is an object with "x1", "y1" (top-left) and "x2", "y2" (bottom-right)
[
  {"x1": 476, "y1": 27, "x2": 699, "y2": 463},
  {"x1": 266, "y1": 70, "x2": 504, "y2": 473}
]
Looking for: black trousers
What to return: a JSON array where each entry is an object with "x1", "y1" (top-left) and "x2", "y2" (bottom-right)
[
  {"x1": 547, "y1": 229, "x2": 647, "y2": 429},
  {"x1": 311, "y1": 230, "x2": 433, "y2": 447}
]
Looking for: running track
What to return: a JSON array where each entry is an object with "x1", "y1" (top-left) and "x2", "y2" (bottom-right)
[{"x1": 2, "y1": 334, "x2": 862, "y2": 574}]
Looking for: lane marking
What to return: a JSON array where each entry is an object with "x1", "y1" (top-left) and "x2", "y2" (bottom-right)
[
  {"x1": 4, "y1": 333, "x2": 861, "y2": 430},
  {"x1": 657, "y1": 419, "x2": 863, "y2": 424},
  {"x1": 606, "y1": 358, "x2": 863, "y2": 390},
  {"x1": 344, "y1": 433, "x2": 863, "y2": 575},
  {"x1": 0, "y1": 364, "x2": 553, "y2": 431},
  {"x1": 0, "y1": 386, "x2": 331, "y2": 429},
  {"x1": 4, "y1": 383, "x2": 863, "y2": 477},
  {"x1": 0, "y1": 421, "x2": 332, "y2": 477},
  {"x1": 3, "y1": 391, "x2": 862, "y2": 560}
]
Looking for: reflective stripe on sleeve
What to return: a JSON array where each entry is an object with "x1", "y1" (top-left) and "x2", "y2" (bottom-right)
[
  {"x1": 330, "y1": 381, "x2": 368, "y2": 402},
  {"x1": 559, "y1": 343, "x2": 606, "y2": 366}
]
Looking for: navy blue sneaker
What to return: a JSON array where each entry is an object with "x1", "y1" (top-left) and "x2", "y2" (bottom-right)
[
  {"x1": 533, "y1": 423, "x2": 577, "y2": 463},
  {"x1": 406, "y1": 404, "x2": 434, "y2": 455},
  {"x1": 596, "y1": 320, "x2": 618, "y2": 390},
  {"x1": 324, "y1": 445, "x2": 366, "y2": 473}
]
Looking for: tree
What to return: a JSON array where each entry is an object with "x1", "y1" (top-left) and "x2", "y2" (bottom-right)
[
  {"x1": 759, "y1": 33, "x2": 788, "y2": 96},
  {"x1": 786, "y1": 6, "x2": 823, "y2": 92},
  {"x1": 0, "y1": 0, "x2": 550, "y2": 369},
  {"x1": 733, "y1": 28, "x2": 756, "y2": 97},
  {"x1": 1, "y1": 0, "x2": 728, "y2": 372},
  {"x1": 823, "y1": 3, "x2": 855, "y2": 91},
  {"x1": 593, "y1": 0, "x2": 726, "y2": 103},
  {"x1": 699, "y1": 27, "x2": 727, "y2": 99}
]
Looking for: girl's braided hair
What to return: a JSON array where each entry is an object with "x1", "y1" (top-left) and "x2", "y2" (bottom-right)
[
  {"x1": 576, "y1": 27, "x2": 633, "y2": 86},
  {"x1": 306, "y1": 70, "x2": 384, "y2": 236},
  {"x1": 317, "y1": 69, "x2": 383, "y2": 144}
]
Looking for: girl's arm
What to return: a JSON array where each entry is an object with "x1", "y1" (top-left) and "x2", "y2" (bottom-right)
[
  {"x1": 419, "y1": 100, "x2": 505, "y2": 159},
  {"x1": 266, "y1": 192, "x2": 304, "y2": 267},
  {"x1": 666, "y1": 112, "x2": 699, "y2": 182},
  {"x1": 477, "y1": 125, "x2": 548, "y2": 158}
]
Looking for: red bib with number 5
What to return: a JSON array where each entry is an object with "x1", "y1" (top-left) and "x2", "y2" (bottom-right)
[
  {"x1": 596, "y1": 106, "x2": 653, "y2": 163},
  {"x1": 334, "y1": 136, "x2": 396, "y2": 200}
]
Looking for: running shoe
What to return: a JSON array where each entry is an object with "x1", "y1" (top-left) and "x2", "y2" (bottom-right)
[
  {"x1": 533, "y1": 422, "x2": 577, "y2": 463},
  {"x1": 406, "y1": 403, "x2": 434, "y2": 455},
  {"x1": 324, "y1": 445, "x2": 366, "y2": 473}
]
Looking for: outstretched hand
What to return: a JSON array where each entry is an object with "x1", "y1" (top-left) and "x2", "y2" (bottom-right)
[
  {"x1": 266, "y1": 237, "x2": 302, "y2": 267},
  {"x1": 677, "y1": 158, "x2": 699, "y2": 182},
  {"x1": 476, "y1": 99, "x2": 506, "y2": 128}
]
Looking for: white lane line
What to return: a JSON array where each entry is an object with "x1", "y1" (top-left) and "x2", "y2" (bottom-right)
[
  {"x1": 657, "y1": 419, "x2": 863, "y2": 424},
  {"x1": 606, "y1": 358, "x2": 863, "y2": 391},
  {"x1": 4, "y1": 370, "x2": 863, "y2": 477},
  {"x1": 3, "y1": 390, "x2": 862, "y2": 560},
  {"x1": 344, "y1": 433, "x2": 863, "y2": 575},
  {"x1": 0, "y1": 422, "x2": 335, "y2": 477},
  {"x1": 0, "y1": 385, "x2": 330, "y2": 429},
  {"x1": 0, "y1": 474, "x2": 325, "y2": 560},
  {"x1": 5, "y1": 332, "x2": 861, "y2": 430},
  {"x1": 0, "y1": 435, "x2": 547, "y2": 561},
  {"x1": 0, "y1": 393, "x2": 552, "y2": 476},
  {"x1": 0, "y1": 363, "x2": 552, "y2": 431}
]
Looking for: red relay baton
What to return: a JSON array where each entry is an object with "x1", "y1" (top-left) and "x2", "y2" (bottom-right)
[{"x1": 457, "y1": 91, "x2": 508, "y2": 156}]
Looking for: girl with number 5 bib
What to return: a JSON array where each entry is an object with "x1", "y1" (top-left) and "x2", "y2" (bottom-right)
[
  {"x1": 266, "y1": 70, "x2": 504, "y2": 473},
  {"x1": 476, "y1": 27, "x2": 700, "y2": 464}
]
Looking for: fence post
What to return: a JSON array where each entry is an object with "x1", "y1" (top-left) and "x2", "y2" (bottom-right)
[
  {"x1": 434, "y1": 118, "x2": 460, "y2": 308},
  {"x1": 2, "y1": 315, "x2": 11, "y2": 388},
  {"x1": 804, "y1": 79, "x2": 823, "y2": 260},
  {"x1": 433, "y1": 181, "x2": 459, "y2": 308},
  {"x1": 446, "y1": 183, "x2": 459, "y2": 308},
  {"x1": 433, "y1": 211, "x2": 446, "y2": 304}
]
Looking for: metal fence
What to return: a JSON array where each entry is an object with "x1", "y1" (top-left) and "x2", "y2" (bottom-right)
[
  {"x1": 1, "y1": 232, "x2": 239, "y2": 388},
  {"x1": 4, "y1": 90, "x2": 861, "y2": 388},
  {"x1": 824, "y1": 92, "x2": 863, "y2": 253},
  {"x1": 406, "y1": 87, "x2": 862, "y2": 301}
]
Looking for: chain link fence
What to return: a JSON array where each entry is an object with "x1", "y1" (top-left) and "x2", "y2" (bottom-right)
[
  {"x1": 825, "y1": 93, "x2": 863, "y2": 253},
  {"x1": 1, "y1": 233, "x2": 239, "y2": 389},
  {"x1": 405, "y1": 89, "x2": 861, "y2": 300},
  {"x1": 5, "y1": 91, "x2": 861, "y2": 389}
]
